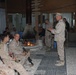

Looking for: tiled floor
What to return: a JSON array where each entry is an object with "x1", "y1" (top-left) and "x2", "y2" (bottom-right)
[
  {"x1": 24, "y1": 59, "x2": 42, "y2": 75},
  {"x1": 26, "y1": 42, "x2": 76, "y2": 75},
  {"x1": 30, "y1": 47, "x2": 67, "y2": 75},
  {"x1": 66, "y1": 47, "x2": 76, "y2": 75}
]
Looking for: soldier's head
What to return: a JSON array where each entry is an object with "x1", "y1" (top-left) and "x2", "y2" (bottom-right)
[
  {"x1": 1, "y1": 33, "x2": 9, "y2": 43},
  {"x1": 45, "y1": 19, "x2": 49, "y2": 24},
  {"x1": 14, "y1": 33, "x2": 20, "y2": 41},
  {"x1": 63, "y1": 18, "x2": 67, "y2": 22},
  {"x1": 56, "y1": 13, "x2": 62, "y2": 21}
]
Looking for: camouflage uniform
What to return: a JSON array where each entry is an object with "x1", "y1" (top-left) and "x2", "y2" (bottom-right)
[
  {"x1": 0, "y1": 42, "x2": 29, "y2": 75},
  {"x1": 51, "y1": 19, "x2": 65, "y2": 61},
  {"x1": 0, "y1": 64, "x2": 15, "y2": 75},
  {"x1": 45, "y1": 23, "x2": 53, "y2": 49},
  {"x1": 9, "y1": 39, "x2": 30, "y2": 65}
]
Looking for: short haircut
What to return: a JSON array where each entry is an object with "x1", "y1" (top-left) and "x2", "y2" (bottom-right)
[
  {"x1": 45, "y1": 19, "x2": 49, "y2": 21},
  {"x1": 1, "y1": 33, "x2": 9, "y2": 41},
  {"x1": 14, "y1": 33, "x2": 19, "y2": 36}
]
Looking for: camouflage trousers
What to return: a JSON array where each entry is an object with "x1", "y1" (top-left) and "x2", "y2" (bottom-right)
[
  {"x1": 0, "y1": 64, "x2": 15, "y2": 75},
  {"x1": 57, "y1": 40, "x2": 65, "y2": 61},
  {"x1": 3, "y1": 59, "x2": 29, "y2": 75}
]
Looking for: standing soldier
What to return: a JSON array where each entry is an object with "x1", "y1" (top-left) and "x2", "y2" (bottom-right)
[
  {"x1": 48, "y1": 13, "x2": 65, "y2": 66},
  {"x1": 45, "y1": 19, "x2": 53, "y2": 51}
]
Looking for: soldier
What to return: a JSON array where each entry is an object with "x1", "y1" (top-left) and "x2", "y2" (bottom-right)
[
  {"x1": 9, "y1": 33, "x2": 33, "y2": 66},
  {"x1": 45, "y1": 19, "x2": 53, "y2": 51},
  {"x1": 48, "y1": 13, "x2": 65, "y2": 66},
  {"x1": 0, "y1": 33, "x2": 29, "y2": 75}
]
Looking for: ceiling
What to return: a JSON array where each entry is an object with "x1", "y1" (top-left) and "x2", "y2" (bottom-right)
[
  {"x1": 0, "y1": 0, "x2": 76, "y2": 13},
  {"x1": 40, "y1": 0, "x2": 76, "y2": 13}
]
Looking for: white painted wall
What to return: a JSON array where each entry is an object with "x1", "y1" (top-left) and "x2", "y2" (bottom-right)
[
  {"x1": 7, "y1": 13, "x2": 72, "y2": 32},
  {"x1": 9, "y1": 13, "x2": 26, "y2": 31},
  {"x1": 0, "y1": 10, "x2": 72, "y2": 34}
]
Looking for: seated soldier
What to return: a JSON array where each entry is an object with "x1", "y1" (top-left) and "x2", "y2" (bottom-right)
[
  {"x1": 9, "y1": 33, "x2": 34, "y2": 66},
  {"x1": 0, "y1": 33, "x2": 29, "y2": 75}
]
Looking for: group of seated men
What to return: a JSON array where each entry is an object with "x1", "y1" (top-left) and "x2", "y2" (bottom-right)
[{"x1": 0, "y1": 33, "x2": 34, "y2": 75}]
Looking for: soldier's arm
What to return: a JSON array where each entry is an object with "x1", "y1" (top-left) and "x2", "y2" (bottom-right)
[
  {"x1": 9, "y1": 42, "x2": 16, "y2": 54},
  {"x1": 51, "y1": 24, "x2": 64, "y2": 34}
]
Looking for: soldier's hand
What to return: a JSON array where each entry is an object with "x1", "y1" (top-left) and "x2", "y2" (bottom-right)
[
  {"x1": 12, "y1": 57, "x2": 16, "y2": 61},
  {"x1": 22, "y1": 52, "x2": 27, "y2": 56},
  {"x1": 8, "y1": 66, "x2": 11, "y2": 68},
  {"x1": 48, "y1": 28, "x2": 53, "y2": 31}
]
